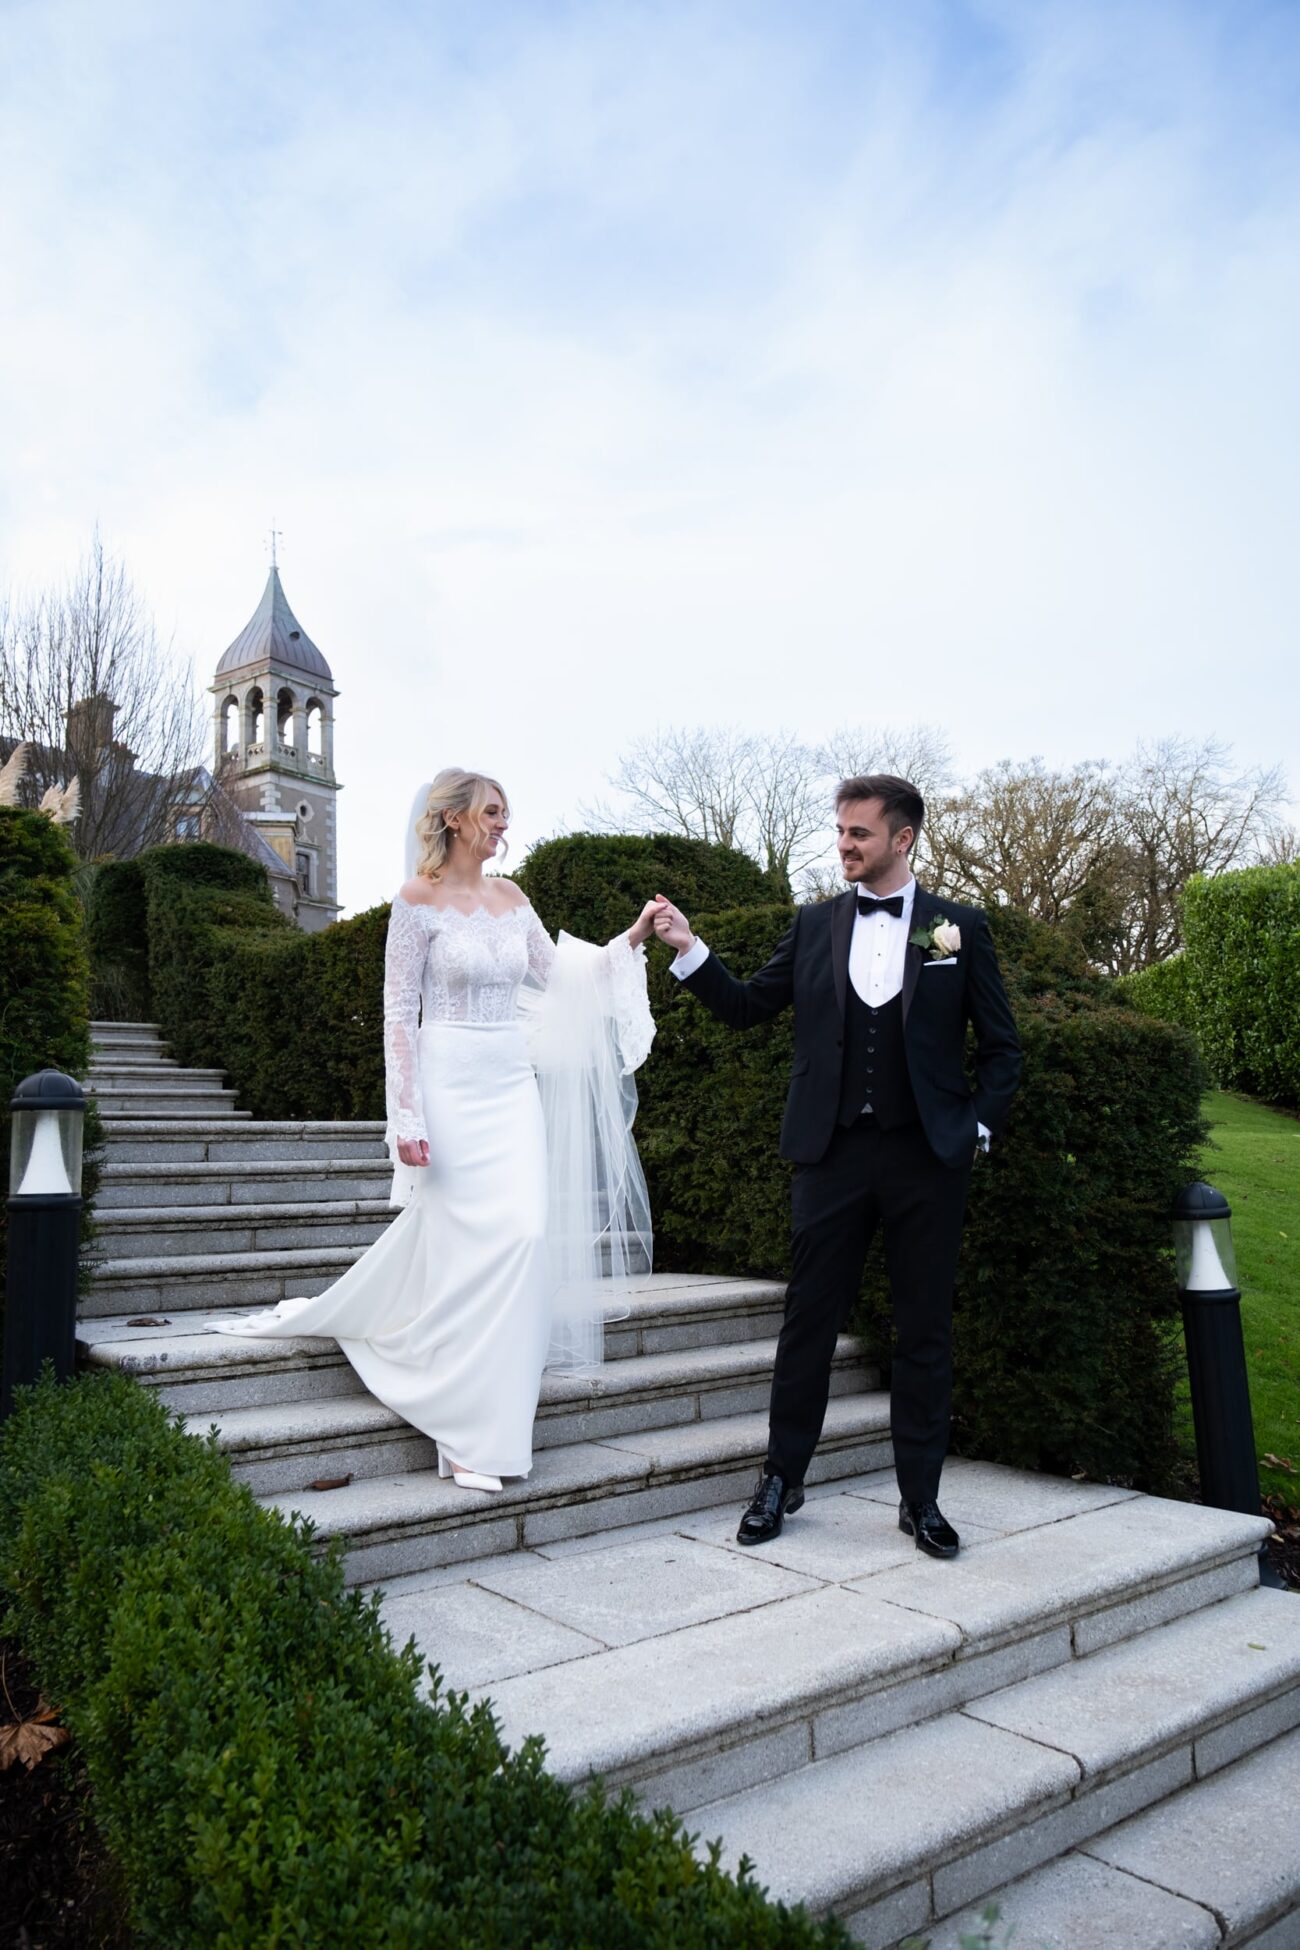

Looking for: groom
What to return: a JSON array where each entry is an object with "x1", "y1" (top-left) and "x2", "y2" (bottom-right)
[{"x1": 652, "y1": 775, "x2": 1022, "y2": 1556}]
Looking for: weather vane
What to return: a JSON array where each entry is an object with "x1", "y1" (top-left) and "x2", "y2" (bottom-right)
[{"x1": 268, "y1": 522, "x2": 283, "y2": 568}]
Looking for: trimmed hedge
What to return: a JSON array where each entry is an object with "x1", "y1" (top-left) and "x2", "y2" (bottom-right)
[
  {"x1": 1116, "y1": 952, "x2": 1193, "y2": 1036},
  {"x1": 517, "y1": 832, "x2": 777, "y2": 942},
  {"x1": 0, "y1": 1371, "x2": 847, "y2": 1950},
  {"x1": 85, "y1": 856, "x2": 151, "y2": 1021},
  {"x1": 1182, "y1": 863, "x2": 1300, "y2": 1106},
  {"x1": 0, "y1": 808, "x2": 100, "y2": 1319},
  {"x1": 639, "y1": 903, "x2": 1204, "y2": 1489}
]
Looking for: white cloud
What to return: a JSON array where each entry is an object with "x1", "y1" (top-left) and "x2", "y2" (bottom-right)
[{"x1": 2, "y1": 0, "x2": 1297, "y2": 911}]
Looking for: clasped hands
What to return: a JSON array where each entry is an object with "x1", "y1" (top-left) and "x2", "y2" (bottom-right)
[{"x1": 629, "y1": 895, "x2": 694, "y2": 954}]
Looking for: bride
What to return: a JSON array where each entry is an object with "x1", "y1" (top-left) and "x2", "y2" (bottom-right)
[{"x1": 213, "y1": 767, "x2": 659, "y2": 1493}]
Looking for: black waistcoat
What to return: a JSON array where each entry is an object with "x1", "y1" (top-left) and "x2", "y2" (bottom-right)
[{"x1": 836, "y1": 986, "x2": 920, "y2": 1130}]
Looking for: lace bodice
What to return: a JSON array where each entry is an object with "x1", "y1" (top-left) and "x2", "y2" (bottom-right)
[{"x1": 383, "y1": 896, "x2": 647, "y2": 1148}]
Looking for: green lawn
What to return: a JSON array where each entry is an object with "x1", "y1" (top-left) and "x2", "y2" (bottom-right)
[{"x1": 1194, "y1": 1092, "x2": 1299, "y2": 1506}]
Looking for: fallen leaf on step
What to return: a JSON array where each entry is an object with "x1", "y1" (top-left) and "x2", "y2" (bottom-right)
[
  {"x1": 0, "y1": 1708, "x2": 71, "y2": 1773},
  {"x1": 309, "y1": 1474, "x2": 353, "y2": 1492},
  {"x1": 1248, "y1": 1642, "x2": 1267, "y2": 1650},
  {"x1": 126, "y1": 1317, "x2": 171, "y2": 1328},
  {"x1": 1262, "y1": 1453, "x2": 1296, "y2": 1474}
]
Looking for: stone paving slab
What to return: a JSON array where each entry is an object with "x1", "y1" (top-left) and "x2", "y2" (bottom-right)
[
  {"x1": 376, "y1": 1577, "x2": 605, "y2": 1690},
  {"x1": 844, "y1": 1457, "x2": 1140, "y2": 1534},
  {"x1": 1083, "y1": 1723, "x2": 1300, "y2": 1945},
  {"x1": 470, "y1": 1533, "x2": 821, "y2": 1648},
  {"x1": 677, "y1": 1487, "x2": 1001, "y2": 1583},
  {"x1": 474, "y1": 1585, "x2": 960, "y2": 1787},
  {"x1": 697, "y1": 1710, "x2": 1079, "y2": 1915},
  {"x1": 851, "y1": 1497, "x2": 1272, "y2": 1651},
  {"x1": 920, "y1": 1849, "x2": 1219, "y2": 1950},
  {"x1": 966, "y1": 1586, "x2": 1300, "y2": 1785}
]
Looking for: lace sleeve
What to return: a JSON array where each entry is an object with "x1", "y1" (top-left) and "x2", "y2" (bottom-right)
[
  {"x1": 599, "y1": 930, "x2": 655, "y2": 1072},
  {"x1": 525, "y1": 909, "x2": 557, "y2": 986},
  {"x1": 383, "y1": 897, "x2": 429, "y2": 1151}
]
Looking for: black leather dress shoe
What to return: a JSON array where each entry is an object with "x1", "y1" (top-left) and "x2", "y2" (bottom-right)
[
  {"x1": 899, "y1": 1497, "x2": 960, "y2": 1558},
  {"x1": 736, "y1": 1471, "x2": 805, "y2": 1546}
]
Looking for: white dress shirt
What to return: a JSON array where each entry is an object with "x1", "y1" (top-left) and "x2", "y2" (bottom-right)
[{"x1": 670, "y1": 888, "x2": 990, "y2": 1147}]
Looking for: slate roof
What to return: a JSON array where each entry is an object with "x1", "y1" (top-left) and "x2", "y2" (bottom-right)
[{"x1": 214, "y1": 568, "x2": 334, "y2": 688}]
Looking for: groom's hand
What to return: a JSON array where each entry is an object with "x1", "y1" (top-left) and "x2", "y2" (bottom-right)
[{"x1": 652, "y1": 895, "x2": 694, "y2": 954}]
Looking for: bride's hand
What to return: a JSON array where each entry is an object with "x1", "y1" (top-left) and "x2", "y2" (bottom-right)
[
  {"x1": 627, "y1": 898, "x2": 664, "y2": 948},
  {"x1": 397, "y1": 1138, "x2": 430, "y2": 1168}
]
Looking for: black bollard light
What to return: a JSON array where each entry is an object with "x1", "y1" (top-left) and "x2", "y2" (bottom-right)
[
  {"x1": 2, "y1": 1069, "x2": 85, "y2": 1420},
  {"x1": 1172, "y1": 1180, "x2": 1260, "y2": 1518}
]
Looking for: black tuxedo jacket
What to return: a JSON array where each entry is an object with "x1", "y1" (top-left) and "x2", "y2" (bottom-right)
[{"x1": 682, "y1": 887, "x2": 1022, "y2": 1169}]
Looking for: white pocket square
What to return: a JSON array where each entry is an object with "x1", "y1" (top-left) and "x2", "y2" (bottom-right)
[{"x1": 923, "y1": 955, "x2": 958, "y2": 966}]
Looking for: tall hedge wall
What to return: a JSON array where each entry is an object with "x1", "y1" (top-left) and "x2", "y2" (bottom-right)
[
  {"x1": 1117, "y1": 862, "x2": 1300, "y2": 1107},
  {"x1": 0, "y1": 1372, "x2": 847, "y2": 1949},
  {"x1": 1183, "y1": 863, "x2": 1300, "y2": 1105},
  {"x1": 638, "y1": 903, "x2": 1203, "y2": 1490},
  {"x1": 516, "y1": 832, "x2": 777, "y2": 942},
  {"x1": 0, "y1": 808, "x2": 100, "y2": 1318}
]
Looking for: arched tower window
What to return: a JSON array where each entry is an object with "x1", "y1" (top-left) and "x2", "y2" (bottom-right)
[
  {"x1": 245, "y1": 686, "x2": 265, "y2": 747},
  {"x1": 221, "y1": 696, "x2": 240, "y2": 754},
  {"x1": 306, "y1": 700, "x2": 324, "y2": 758},
  {"x1": 277, "y1": 687, "x2": 296, "y2": 749}
]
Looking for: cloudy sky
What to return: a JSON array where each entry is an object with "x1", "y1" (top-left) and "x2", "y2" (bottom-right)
[{"x1": 3, "y1": 0, "x2": 1297, "y2": 913}]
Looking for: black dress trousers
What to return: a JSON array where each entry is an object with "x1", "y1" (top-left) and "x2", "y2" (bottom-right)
[{"x1": 766, "y1": 1118, "x2": 972, "y2": 1505}]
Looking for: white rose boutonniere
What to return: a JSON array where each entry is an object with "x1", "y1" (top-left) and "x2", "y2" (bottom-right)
[{"x1": 911, "y1": 918, "x2": 962, "y2": 960}]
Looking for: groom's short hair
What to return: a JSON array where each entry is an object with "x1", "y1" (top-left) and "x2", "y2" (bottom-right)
[{"x1": 835, "y1": 774, "x2": 925, "y2": 841}]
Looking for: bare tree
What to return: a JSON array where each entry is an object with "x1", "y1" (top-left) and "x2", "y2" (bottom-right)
[
  {"x1": 1111, "y1": 738, "x2": 1290, "y2": 972},
  {"x1": 584, "y1": 724, "x2": 828, "y2": 890},
  {"x1": 0, "y1": 534, "x2": 207, "y2": 858},
  {"x1": 921, "y1": 759, "x2": 1123, "y2": 932},
  {"x1": 817, "y1": 722, "x2": 956, "y2": 803}
]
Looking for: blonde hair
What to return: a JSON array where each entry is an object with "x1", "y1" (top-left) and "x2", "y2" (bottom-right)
[{"x1": 414, "y1": 768, "x2": 510, "y2": 881}]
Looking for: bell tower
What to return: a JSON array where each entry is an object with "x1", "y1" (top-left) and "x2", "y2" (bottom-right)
[{"x1": 209, "y1": 562, "x2": 341, "y2": 931}]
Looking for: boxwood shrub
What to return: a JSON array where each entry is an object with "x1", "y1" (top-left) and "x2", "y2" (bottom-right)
[
  {"x1": 638, "y1": 902, "x2": 1204, "y2": 1489},
  {"x1": 0, "y1": 1371, "x2": 848, "y2": 1950}
]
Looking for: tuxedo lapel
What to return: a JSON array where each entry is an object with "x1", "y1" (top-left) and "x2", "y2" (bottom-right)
[
  {"x1": 831, "y1": 890, "x2": 855, "y2": 1016},
  {"x1": 902, "y1": 886, "x2": 934, "y2": 1025}
]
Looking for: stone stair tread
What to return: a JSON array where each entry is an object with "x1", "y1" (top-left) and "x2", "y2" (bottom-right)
[
  {"x1": 263, "y1": 1395, "x2": 889, "y2": 1540},
  {"x1": 89, "y1": 1245, "x2": 366, "y2": 1281},
  {"x1": 454, "y1": 1495, "x2": 1273, "y2": 1798},
  {"x1": 97, "y1": 1197, "x2": 397, "y2": 1227},
  {"x1": 98, "y1": 1159, "x2": 392, "y2": 1182},
  {"x1": 98, "y1": 1119, "x2": 388, "y2": 1135},
  {"x1": 692, "y1": 1587, "x2": 1300, "y2": 1920},
  {"x1": 79, "y1": 1316, "x2": 861, "y2": 1403},
  {"x1": 963, "y1": 1583, "x2": 1299, "y2": 1782}
]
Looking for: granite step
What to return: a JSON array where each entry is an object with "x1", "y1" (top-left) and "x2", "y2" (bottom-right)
[
  {"x1": 166, "y1": 1338, "x2": 871, "y2": 1491},
  {"x1": 690, "y1": 1584, "x2": 1300, "y2": 1946},
  {"x1": 95, "y1": 1120, "x2": 390, "y2": 1164},
  {"x1": 95, "y1": 1157, "x2": 396, "y2": 1210},
  {"x1": 90, "y1": 1198, "x2": 395, "y2": 1260},
  {"x1": 87, "y1": 1056, "x2": 183, "y2": 1075},
  {"x1": 265, "y1": 1394, "x2": 893, "y2": 1584},
  {"x1": 89, "y1": 1085, "x2": 247, "y2": 1118},
  {"x1": 78, "y1": 1278, "x2": 794, "y2": 1376},
  {"x1": 90, "y1": 1022, "x2": 165, "y2": 1049},
  {"x1": 81, "y1": 1243, "x2": 374, "y2": 1315},
  {"x1": 447, "y1": 1486, "x2": 1272, "y2": 1820},
  {"x1": 89, "y1": 1068, "x2": 229, "y2": 1090},
  {"x1": 926, "y1": 1722, "x2": 1300, "y2": 1949}
]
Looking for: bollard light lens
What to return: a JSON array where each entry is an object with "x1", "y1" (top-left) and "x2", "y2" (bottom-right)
[
  {"x1": 1174, "y1": 1215, "x2": 1237, "y2": 1294},
  {"x1": 9, "y1": 1105, "x2": 83, "y2": 1198}
]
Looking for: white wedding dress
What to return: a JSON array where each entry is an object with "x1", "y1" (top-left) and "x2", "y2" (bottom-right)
[{"x1": 211, "y1": 896, "x2": 654, "y2": 1479}]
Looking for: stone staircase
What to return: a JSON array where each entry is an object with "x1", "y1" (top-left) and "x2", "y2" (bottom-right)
[{"x1": 77, "y1": 1023, "x2": 1300, "y2": 1949}]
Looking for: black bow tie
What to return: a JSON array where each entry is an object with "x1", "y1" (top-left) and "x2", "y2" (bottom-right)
[{"x1": 857, "y1": 893, "x2": 905, "y2": 918}]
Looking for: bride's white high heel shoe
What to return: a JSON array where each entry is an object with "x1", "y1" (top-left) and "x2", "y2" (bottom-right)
[{"x1": 438, "y1": 1451, "x2": 503, "y2": 1494}]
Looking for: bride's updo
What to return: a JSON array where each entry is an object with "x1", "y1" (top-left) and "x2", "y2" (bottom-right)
[{"x1": 414, "y1": 768, "x2": 510, "y2": 881}]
